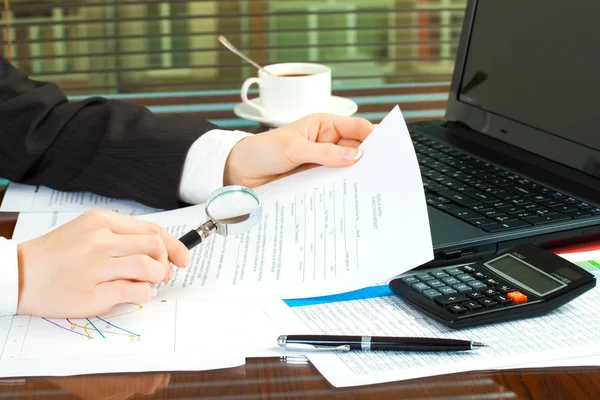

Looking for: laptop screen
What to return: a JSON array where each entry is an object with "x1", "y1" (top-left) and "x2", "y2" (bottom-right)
[{"x1": 456, "y1": 0, "x2": 600, "y2": 178}]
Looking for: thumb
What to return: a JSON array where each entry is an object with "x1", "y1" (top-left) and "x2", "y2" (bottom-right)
[{"x1": 296, "y1": 141, "x2": 364, "y2": 168}]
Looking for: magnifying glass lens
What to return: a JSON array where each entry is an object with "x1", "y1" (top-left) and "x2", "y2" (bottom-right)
[
  {"x1": 207, "y1": 189, "x2": 260, "y2": 224},
  {"x1": 178, "y1": 186, "x2": 262, "y2": 250}
]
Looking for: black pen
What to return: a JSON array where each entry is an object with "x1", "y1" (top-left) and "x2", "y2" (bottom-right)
[{"x1": 277, "y1": 335, "x2": 487, "y2": 352}]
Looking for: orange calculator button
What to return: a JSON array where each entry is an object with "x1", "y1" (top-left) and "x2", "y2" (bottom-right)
[{"x1": 507, "y1": 291, "x2": 528, "y2": 303}]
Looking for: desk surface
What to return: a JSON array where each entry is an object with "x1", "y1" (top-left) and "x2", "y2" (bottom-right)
[{"x1": 2, "y1": 215, "x2": 600, "y2": 398}]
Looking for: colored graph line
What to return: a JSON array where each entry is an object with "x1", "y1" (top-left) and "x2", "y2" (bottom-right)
[
  {"x1": 42, "y1": 318, "x2": 89, "y2": 338},
  {"x1": 44, "y1": 303, "x2": 144, "y2": 340},
  {"x1": 86, "y1": 318, "x2": 105, "y2": 339},
  {"x1": 96, "y1": 316, "x2": 139, "y2": 337}
]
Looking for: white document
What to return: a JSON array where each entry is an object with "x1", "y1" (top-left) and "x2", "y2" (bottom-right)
[
  {"x1": 0, "y1": 299, "x2": 279, "y2": 377},
  {"x1": 0, "y1": 182, "x2": 159, "y2": 215},
  {"x1": 558, "y1": 250, "x2": 600, "y2": 263},
  {"x1": 263, "y1": 274, "x2": 600, "y2": 388},
  {"x1": 12, "y1": 106, "x2": 434, "y2": 301}
]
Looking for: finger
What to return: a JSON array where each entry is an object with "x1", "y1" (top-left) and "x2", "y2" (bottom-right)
[
  {"x1": 320, "y1": 115, "x2": 375, "y2": 142},
  {"x1": 103, "y1": 255, "x2": 167, "y2": 284},
  {"x1": 95, "y1": 280, "x2": 157, "y2": 305},
  {"x1": 85, "y1": 211, "x2": 191, "y2": 268},
  {"x1": 336, "y1": 138, "x2": 362, "y2": 148},
  {"x1": 292, "y1": 141, "x2": 364, "y2": 168},
  {"x1": 110, "y1": 234, "x2": 167, "y2": 260},
  {"x1": 109, "y1": 234, "x2": 172, "y2": 281}
]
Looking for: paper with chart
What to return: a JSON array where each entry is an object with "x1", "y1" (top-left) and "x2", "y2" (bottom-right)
[
  {"x1": 12, "y1": 106, "x2": 434, "y2": 301},
  {"x1": 0, "y1": 182, "x2": 159, "y2": 215},
  {"x1": 261, "y1": 270, "x2": 600, "y2": 387},
  {"x1": 0, "y1": 299, "x2": 284, "y2": 377}
]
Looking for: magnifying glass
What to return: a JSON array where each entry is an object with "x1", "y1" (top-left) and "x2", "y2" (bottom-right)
[{"x1": 178, "y1": 185, "x2": 262, "y2": 250}]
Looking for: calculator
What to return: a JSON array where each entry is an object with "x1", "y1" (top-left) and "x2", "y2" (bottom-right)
[{"x1": 389, "y1": 244, "x2": 596, "y2": 329}]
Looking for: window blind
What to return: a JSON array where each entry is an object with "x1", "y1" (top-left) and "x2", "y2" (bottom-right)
[{"x1": 1, "y1": 0, "x2": 467, "y2": 127}]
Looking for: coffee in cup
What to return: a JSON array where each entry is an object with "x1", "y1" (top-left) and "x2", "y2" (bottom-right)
[{"x1": 240, "y1": 63, "x2": 331, "y2": 122}]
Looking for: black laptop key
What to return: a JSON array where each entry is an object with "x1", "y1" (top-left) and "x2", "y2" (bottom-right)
[
  {"x1": 550, "y1": 204, "x2": 578, "y2": 213},
  {"x1": 444, "y1": 207, "x2": 484, "y2": 222},
  {"x1": 470, "y1": 217, "x2": 498, "y2": 227},
  {"x1": 436, "y1": 190, "x2": 481, "y2": 206},
  {"x1": 564, "y1": 209, "x2": 592, "y2": 218},
  {"x1": 482, "y1": 219, "x2": 533, "y2": 233},
  {"x1": 526, "y1": 213, "x2": 571, "y2": 225},
  {"x1": 468, "y1": 203, "x2": 492, "y2": 212},
  {"x1": 461, "y1": 190, "x2": 498, "y2": 204}
]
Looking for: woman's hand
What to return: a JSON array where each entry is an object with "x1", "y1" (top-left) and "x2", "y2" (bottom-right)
[
  {"x1": 223, "y1": 113, "x2": 374, "y2": 188},
  {"x1": 16, "y1": 210, "x2": 190, "y2": 318}
]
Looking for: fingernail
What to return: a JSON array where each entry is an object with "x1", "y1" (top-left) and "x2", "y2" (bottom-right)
[
  {"x1": 167, "y1": 267, "x2": 174, "y2": 281},
  {"x1": 183, "y1": 252, "x2": 191, "y2": 268},
  {"x1": 152, "y1": 288, "x2": 158, "y2": 298},
  {"x1": 341, "y1": 147, "x2": 363, "y2": 161}
]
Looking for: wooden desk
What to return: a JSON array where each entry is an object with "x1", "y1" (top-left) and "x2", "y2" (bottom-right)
[{"x1": 2, "y1": 213, "x2": 600, "y2": 399}]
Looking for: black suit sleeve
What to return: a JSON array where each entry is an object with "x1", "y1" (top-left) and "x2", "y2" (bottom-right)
[{"x1": 0, "y1": 57, "x2": 218, "y2": 210}]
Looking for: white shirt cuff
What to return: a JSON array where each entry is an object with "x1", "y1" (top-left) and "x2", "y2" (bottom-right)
[
  {"x1": 0, "y1": 238, "x2": 19, "y2": 316},
  {"x1": 179, "y1": 129, "x2": 252, "y2": 205}
]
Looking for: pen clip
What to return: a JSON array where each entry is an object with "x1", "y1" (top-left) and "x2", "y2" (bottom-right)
[{"x1": 283, "y1": 344, "x2": 351, "y2": 352}]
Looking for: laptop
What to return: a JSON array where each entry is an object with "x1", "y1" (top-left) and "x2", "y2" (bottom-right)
[{"x1": 410, "y1": 0, "x2": 600, "y2": 268}]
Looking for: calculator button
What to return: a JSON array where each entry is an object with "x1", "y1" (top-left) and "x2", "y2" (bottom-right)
[
  {"x1": 467, "y1": 280, "x2": 487, "y2": 290},
  {"x1": 431, "y1": 271, "x2": 450, "y2": 278},
  {"x1": 493, "y1": 294, "x2": 513, "y2": 305},
  {"x1": 427, "y1": 280, "x2": 445, "y2": 288},
  {"x1": 478, "y1": 298, "x2": 499, "y2": 308},
  {"x1": 435, "y1": 294, "x2": 469, "y2": 306},
  {"x1": 447, "y1": 304, "x2": 467, "y2": 314},
  {"x1": 461, "y1": 265, "x2": 477, "y2": 273},
  {"x1": 411, "y1": 282, "x2": 430, "y2": 292},
  {"x1": 473, "y1": 272, "x2": 487, "y2": 279},
  {"x1": 484, "y1": 278, "x2": 500, "y2": 286},
  {"x1": 467, "y1": 292, "x2": 486, "y2": 300},
  {"x1": 462, "y1": 300, "x2": 483, "y2": 311},
  {"x1": 482, "y1": 288, "x2": 499, "y2": 296},
  {"x1": 456, "y1": 274, "x2": 474, "y2": 282},
  {"x1": 423, "y1": 289, "x2": 442, "y2": 299},
  {"x1": 401, "y1": 276, "x2": 419, "y2": 285},
  {"x1": 497, "y1": 285, "x2": 514, "y2": 294},
  {"x1": 444, "y1": 267, "x2": 463, "y2": 276},
  {"x1": 452, "y1": 283, "x2": 473, "y2": 293},
  {"x1": 441, "y1": 277, "x2": 460, "y2": 285},
  {"x1": 437, "y1": 286, "x2": 458, "y2": 295},
  {"x1": 416, "y1": 273, "x2": 434, "y2": 281},
  {"x1": 507, "y1": 291, "x2": 528, "y2": 303}
]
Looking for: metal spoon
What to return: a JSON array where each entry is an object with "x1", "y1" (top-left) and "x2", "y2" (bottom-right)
[{"x1": 218, "y1": 35, "x2": 273, "y2": 76}]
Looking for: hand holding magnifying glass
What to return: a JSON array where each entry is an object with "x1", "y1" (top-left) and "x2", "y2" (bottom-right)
[{"x1": 178, "y1": 185, "x2": 262, "y2": 249}]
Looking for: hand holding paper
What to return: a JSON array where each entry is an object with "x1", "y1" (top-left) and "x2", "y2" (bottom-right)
[
  {"x1": 13, "y1": 106, "x2": 433, "y2": 303},
  {"x1": 223, "y1": 113, "x2": 375, "y2": 188}
]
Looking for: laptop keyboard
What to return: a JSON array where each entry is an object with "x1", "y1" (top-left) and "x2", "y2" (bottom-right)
[{"x1": 410, "y1": 130, "x2": 600, "y2": 233}]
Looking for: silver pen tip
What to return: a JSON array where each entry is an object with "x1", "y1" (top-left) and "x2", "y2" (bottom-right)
[
  {"x1": 277, "y1": 335, "x2": 287, "y2": 347},
  {"x1": 471, "y1": 341, "x2": 487, "y2": 348}
]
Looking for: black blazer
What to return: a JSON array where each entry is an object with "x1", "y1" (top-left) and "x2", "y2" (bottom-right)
[{"x1": 0, "y1": 57, "x2": 217, "y2": 209}]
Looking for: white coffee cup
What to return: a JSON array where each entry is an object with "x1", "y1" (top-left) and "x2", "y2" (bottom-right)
[{"x1": 240, "y1": 63, "x2": 331, "y2": 122}]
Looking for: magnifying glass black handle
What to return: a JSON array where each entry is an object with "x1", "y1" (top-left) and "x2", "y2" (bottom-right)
[{"x1": 179, "y1": 230, "x2": 203, "y2": 250}]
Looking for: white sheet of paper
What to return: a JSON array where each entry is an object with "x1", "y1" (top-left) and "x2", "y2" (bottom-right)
[
  {"x1": 262, "y1": 274, "x2": 600, "y2": 388},
  {"x1": 558, "y1": 250, "x2": 600, "y2": 263},
  {"x1": 0, "y1": 182, "x2": 159, "y2": 215},
  {"x1": 11, "y1": 106, "x2": 434, "y2": 300},
  {"x1": 0, "y1": 299, "x2": 279, "y2": 377}
]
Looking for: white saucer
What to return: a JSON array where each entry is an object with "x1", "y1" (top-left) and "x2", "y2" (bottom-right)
[{"x1": 234, "y1": 96, "x2": 358, "y2": 128}]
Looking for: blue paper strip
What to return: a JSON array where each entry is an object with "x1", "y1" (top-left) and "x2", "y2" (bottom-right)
[{"x1": 284, "y1": 285, "x2": 394, "y2": 308}]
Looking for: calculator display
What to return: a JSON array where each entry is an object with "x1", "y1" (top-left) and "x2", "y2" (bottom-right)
[{"x1": 484, "y1": 254, "x2": 566, "y2": 296}]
